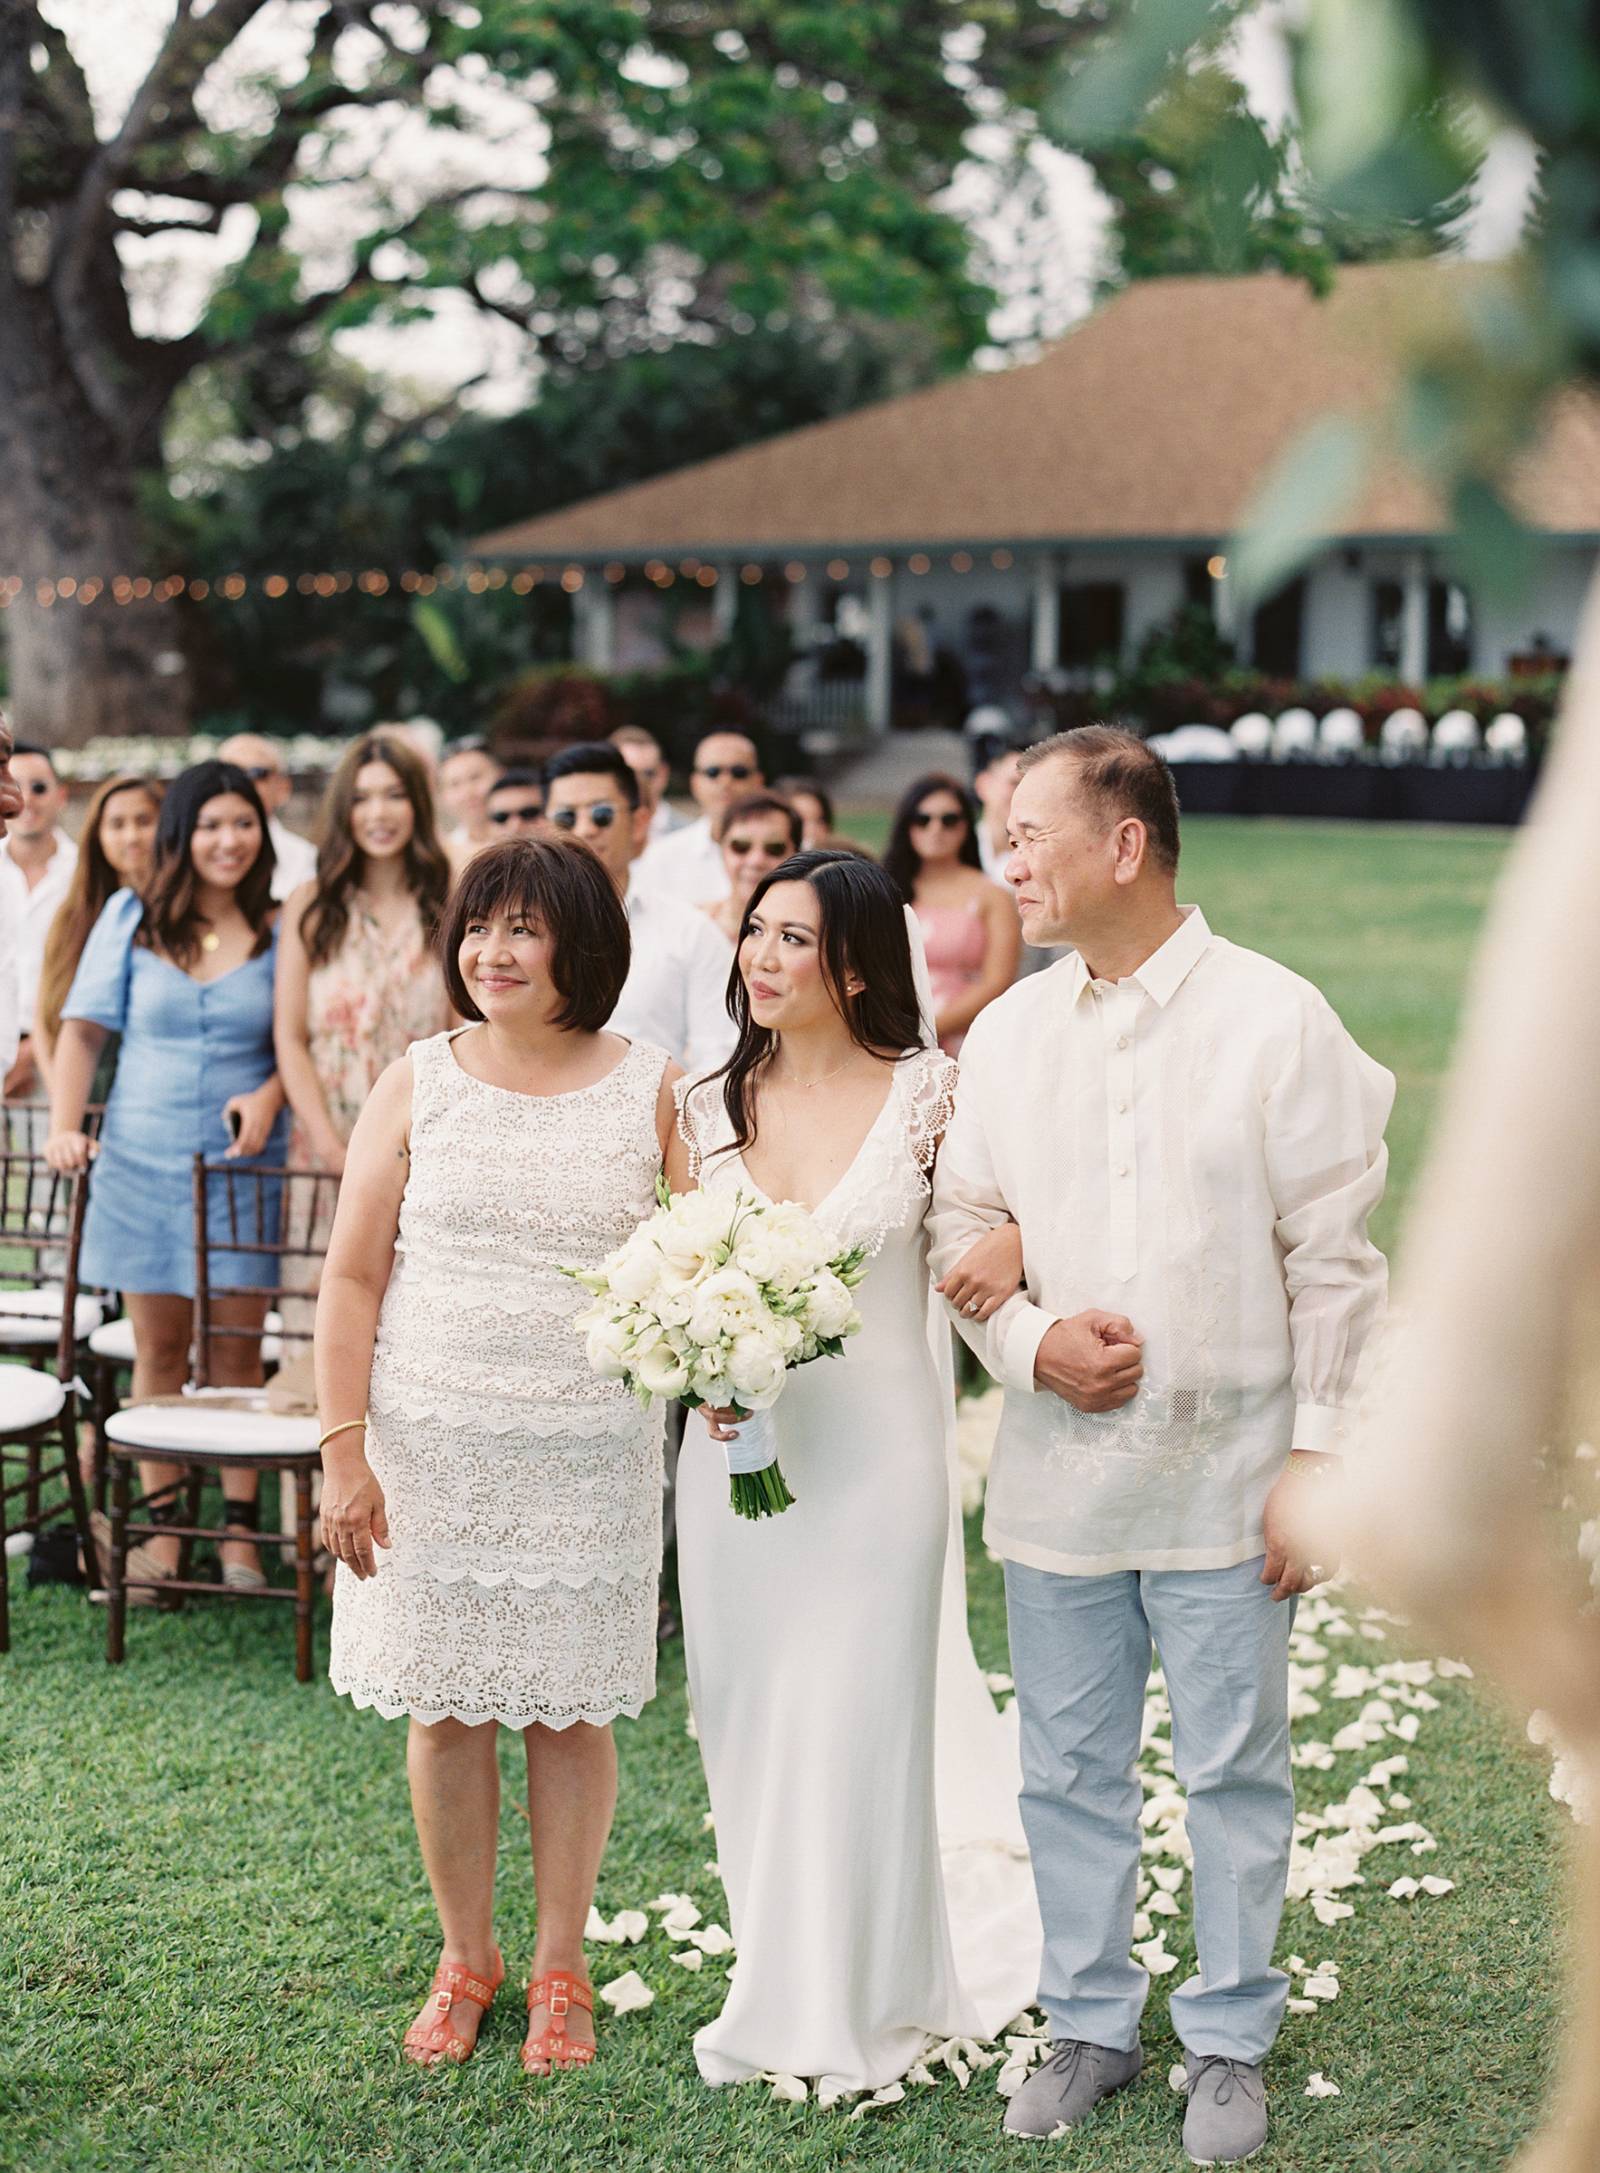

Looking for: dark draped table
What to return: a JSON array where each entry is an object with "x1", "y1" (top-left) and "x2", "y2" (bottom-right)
[{"x1": 1165, "y1": 761, "x2": 1536, "y2": 825}]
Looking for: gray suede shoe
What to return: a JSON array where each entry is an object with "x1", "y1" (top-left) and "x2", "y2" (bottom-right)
[
  {"x1": 1003, "y1": 2038, "x2": 1142, "y2": 2138},
  {"x1": 1182, "y1": 2053, "x2": 1268, "y2": 2165}
]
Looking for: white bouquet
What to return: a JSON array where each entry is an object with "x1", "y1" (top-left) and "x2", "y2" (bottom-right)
[{"x1": 567, "y1": 1177, "x2": 868, "y2": 1518}]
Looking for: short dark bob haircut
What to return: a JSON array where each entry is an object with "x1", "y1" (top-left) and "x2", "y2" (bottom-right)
[{"x1": 437, "y1": 835, "x2": 630, "y2": 1033}]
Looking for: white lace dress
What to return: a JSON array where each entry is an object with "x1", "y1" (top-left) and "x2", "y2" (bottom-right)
[
  {"x1": 329, "y1": 1029, "x2": 670, "y2": 1731},
  {"x1": 675, "y1": 1048, "x2": 1041, "y2": 2095}
]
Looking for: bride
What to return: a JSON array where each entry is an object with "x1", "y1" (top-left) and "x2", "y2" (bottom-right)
[{"x1": 666, "y1": 847, "x2": 1040, "y2": 2096}]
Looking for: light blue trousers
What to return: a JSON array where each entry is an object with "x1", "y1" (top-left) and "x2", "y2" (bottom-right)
[{"x1": 1004, "y1": 1555, "x2": 1295, "y2": 2064}]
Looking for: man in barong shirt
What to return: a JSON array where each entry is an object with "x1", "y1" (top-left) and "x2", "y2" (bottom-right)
[{"x1": 930, "y1": 727, "x2": 1390, "y2": 2167}]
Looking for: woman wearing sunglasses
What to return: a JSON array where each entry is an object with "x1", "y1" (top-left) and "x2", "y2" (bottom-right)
[{"x1": 883, "y1": 772, "x2": 1019, "y2": 1056}]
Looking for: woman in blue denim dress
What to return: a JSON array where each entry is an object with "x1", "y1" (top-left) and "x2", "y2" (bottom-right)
[{"x1": 47, "y1": 760, "x2": 288, "y2": 1593}]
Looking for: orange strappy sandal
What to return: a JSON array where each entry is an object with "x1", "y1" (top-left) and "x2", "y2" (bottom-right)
[
  {"x1": 521, "y1": 1970, "x2": 596, "y2": 2075},
  {"x1": 401, "y1": 1949, "x2": 505, "y2": 2066}
]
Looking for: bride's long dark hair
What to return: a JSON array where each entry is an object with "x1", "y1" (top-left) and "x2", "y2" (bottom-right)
[{"x1": 709, "y1": 848, "x2": 925, "y2": 1157}]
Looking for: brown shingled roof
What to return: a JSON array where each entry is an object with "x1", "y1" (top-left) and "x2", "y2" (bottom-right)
[{"x1": 474, "y1": 262, "x2": 1600, "y2": 561}]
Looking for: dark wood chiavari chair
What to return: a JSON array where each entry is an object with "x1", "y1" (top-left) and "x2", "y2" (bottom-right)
[
  {"x1": 0, "y1": 1150, "x2": 96, "y2": 1652},
  {"x1": 101, "y1": 1156, "x2": 339, "y2": 1682}
]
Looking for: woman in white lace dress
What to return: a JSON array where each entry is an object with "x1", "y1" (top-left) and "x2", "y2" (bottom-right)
[
  {"x1": 315, "y1": 838, "x2": 679, "y2": 2075},
  {"x1": 668, "y1": 850, "x2": 1040, "y2": 2097}
]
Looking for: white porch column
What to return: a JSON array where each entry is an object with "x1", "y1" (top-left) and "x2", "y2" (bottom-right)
[
  {"x1": 1030, "y1": 551, "x2": 1061, "y2": 673},
  {"x1": 786, "y1": 567, "x2": 822, "y2": 688},
  {"x1": 1400, "y1": 549, "x2": 1429, "y2": 684},
  {"x1": 865, "y1": 573, "x2": 895, "y2": 734},
  {"x1": 710, "y1": 562, "x2": 738, "y2": 641},
  {"x1": 571, "y1": 576, "x2": 616, "y2": 669},
  {"x1": 1210, "y1": 556, "x2": 1243, "y2": 656}
]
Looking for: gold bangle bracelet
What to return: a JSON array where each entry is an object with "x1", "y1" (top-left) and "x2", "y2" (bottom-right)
[{"x1": 318, "y1": 1417, "x2": 368, "y2": 1452}]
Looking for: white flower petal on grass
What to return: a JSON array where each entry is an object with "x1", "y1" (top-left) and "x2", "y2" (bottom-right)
[
  {"x1": 985, "y1": 1671, "x2": 1014, "y2": 1695},
  {"x1": 1436, "y1": 1658, "x2": 1474, "y2": 1678},
  {"x1": 1302, "y1": 1973, "x2": 1340, "y2": 2002},
  {"x1": 1310, "y1": 1896, "x2": 1355, "y2": 1926},
  {"x1": 669, "y1": 1948, "x2": 703, "y2": 1971},
  {"x1": 661, "y1": 1900, "x2": 702, "y2": 1939},
  {"x1": 704, "y1": 1860, "x2": 722, "y2": 1881},
  {"x1": 1305, "y1": 2072, "x2": 1342, "y2": 2098},
  {"x1": 1389, "y1": 1793, "x2": 1413, "y2": 1810},
  {"x1": 1152, "y1": 1864, "x2": 1186, "y2": 1893},
  {"x1": 648, "y1": 1891, "x2": 692, "y2": 1915},
  {"x1": 1287, "y1": 1998, "x2": 1317, "y2": 2015},
  {"x1": 1419, "y1": 1875, "x2": 1455, "y2": 1897},
  {"x1": 850, "y1": 2084, "x2": 906, "y2": 2120},
  {"x1": 766, "y1": 2073, "x2": 807, "y2": 2103},
  {"x1": 701, "y1": 1811, "x2": 716, "y2": 1832},
  {"x1": 997, "y1": 2061, "x2": 1031, "y2": 2099},
  {"x1": 1132, "y1": 1911, "x2": 1154, "y2": 1941},
  {"x1": 1133, "y1": 1936, "x2": 1179, "y2": 1975},
  {"x1": 1389, "y1": 1714, "x2": 1421, "y2": 1743},
  {"x1": 599, "y1": 1970, "x2": 655, "y2": 2014},
  {"x1": 816, "y1": 2078, "x2": 852, "y2": 2111},
  {"x1": 1387, "y1": 1877, "x2": 1420, "y2": 1900},
  {"x1": 906, "y1": 2060, "x2": 939, "y2": 2087},
  {"x1": 1147, "y1": 1891, "x2": 1182, "y2": 1918},
  {"x1": 689, "y1": 1923, "x2": 735, "y2": 1956},
  {"x1": 1169, "y1": 2063, "x2": 1189, "y2": 2092}
]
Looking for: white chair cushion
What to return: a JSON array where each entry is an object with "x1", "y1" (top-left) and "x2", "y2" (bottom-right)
[
  {"x1": 0, "y1": 1366, "x2": 68, "y2": 1432},
  {"x1": 0, "y1": 1288, "x2": 106, "y2": 1346},
  {"x1": 89, "y1": 1310, "x2": 285, "y2": 1368},
  {"x1": 106, "y1": 1397, "x2": 318, "y2": 1459},
  {"x1": 1152, "y1": 724, "x2": 1237, "y2": 763},
  {"x1": 88, "y1": 1316, "x2": 137, "y2": 1365},
  {"x1": 1230, "y1": 711, "x2": 1273, "y2": 756}
]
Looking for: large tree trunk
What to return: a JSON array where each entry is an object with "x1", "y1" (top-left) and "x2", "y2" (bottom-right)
[{"x1": 0, "y1": 379, "x2": 189, "y2": 748}]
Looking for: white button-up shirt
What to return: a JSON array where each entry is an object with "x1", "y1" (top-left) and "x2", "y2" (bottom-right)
[
  {"x1": 633, "y1": 814, "x2": 729, "y2": 906},
  {"x1": 929, "y1": 907, "x2": 1393, "y2": 1575},
  {"x1": 610, "y1": 878, "x2": 737, "y2": 1076},
  {"x1": 0, "y1": 832, "x2": 77, "y2": 1025},
  {"x1": 0, "y1": 858, "x2": 22, "y2": 1074},
  {"x1": 267, "y1": 817, "x2": 318, "y2": 902}
]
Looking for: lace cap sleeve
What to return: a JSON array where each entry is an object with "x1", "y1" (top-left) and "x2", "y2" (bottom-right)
[
  {"x1": 902, "y1": 1047, "x2": 959, "y2": 1175},
  {"x1": 673, "y1": 1072, "x2": 723, "y2": 1184}
]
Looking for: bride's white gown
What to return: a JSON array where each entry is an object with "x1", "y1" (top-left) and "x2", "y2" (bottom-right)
[{"x1": 675, "y1": 1050, "x2": 1041, "y2": 2094}]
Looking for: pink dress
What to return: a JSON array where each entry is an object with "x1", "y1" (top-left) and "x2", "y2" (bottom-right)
[
  {"x1": 282, "y1": 896, "x2": 451, "y2": 1339},
  {"x1": 915, "y1": 899, "x2": 988, "y2": 1057}
]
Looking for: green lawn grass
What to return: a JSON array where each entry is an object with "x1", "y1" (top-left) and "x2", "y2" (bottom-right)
[{"x1": 0, "y1": 818, "x2": 1561, "y2": 2173}]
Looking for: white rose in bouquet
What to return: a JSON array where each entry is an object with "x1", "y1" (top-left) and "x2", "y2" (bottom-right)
[
  {"x1": 687, "y1": 1267, "x2": 766, "y2": 1346},
  {"x1": 604, "y1": 1234, "x2": 664, "y2": 1306},
  {"x1": 584, "y1": 1313, "x2": 636, "y2": 1379},
  {"x1": 731, "y1": 1206, "x2": 831, "y2": 1291},
  {"x1": 802, "y1": 1269, "x2": 857, "y2": 1342},
  {"x1": 726, "y1": 1331, "x2": 788, "y2": 1410}
]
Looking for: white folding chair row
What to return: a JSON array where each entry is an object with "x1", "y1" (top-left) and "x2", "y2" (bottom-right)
[{"x1": 1147, "y1": 724, "x2": 1237, "y2": 763}]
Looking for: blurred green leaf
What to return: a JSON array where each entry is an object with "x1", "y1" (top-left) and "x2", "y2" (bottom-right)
[
  {"x1": 1298, "y1": 0, "x2": 1427, "y2": 185},
  {"x1": 1228, "y1": 414, "x2": 1374, "y2": 610},
  {"x1": 411, "y1": 599, "x2": 469, "y2": 685},
  {"x1": 1446, "y1": 476, "x2": 1538, "y2": 607},
  {"x1": 1052, "y1": 0, "x2": 1234, "y2": 148}
]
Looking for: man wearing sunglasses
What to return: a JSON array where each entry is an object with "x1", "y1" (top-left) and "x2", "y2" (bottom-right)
[
  {"x1": 633, "y1": 727, "x2": 763, "y2": 906},
  {"x1": 484, "y1": 767, "x2": 545, "y2": 834},
  {"x1": 217, "y1": 732, "x2": 317, "y2": 899},
  {"x1": 542, "y1": 741, "x2": 735, "y2": 1077},
  {"x1": 0, "y1": 741, "x2": 77, "y2": 1099}
]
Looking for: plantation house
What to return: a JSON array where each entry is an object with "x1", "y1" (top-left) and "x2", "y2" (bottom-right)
[{"x1": 476, "y1": 263, "x2": 1600, "y2": 731}]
